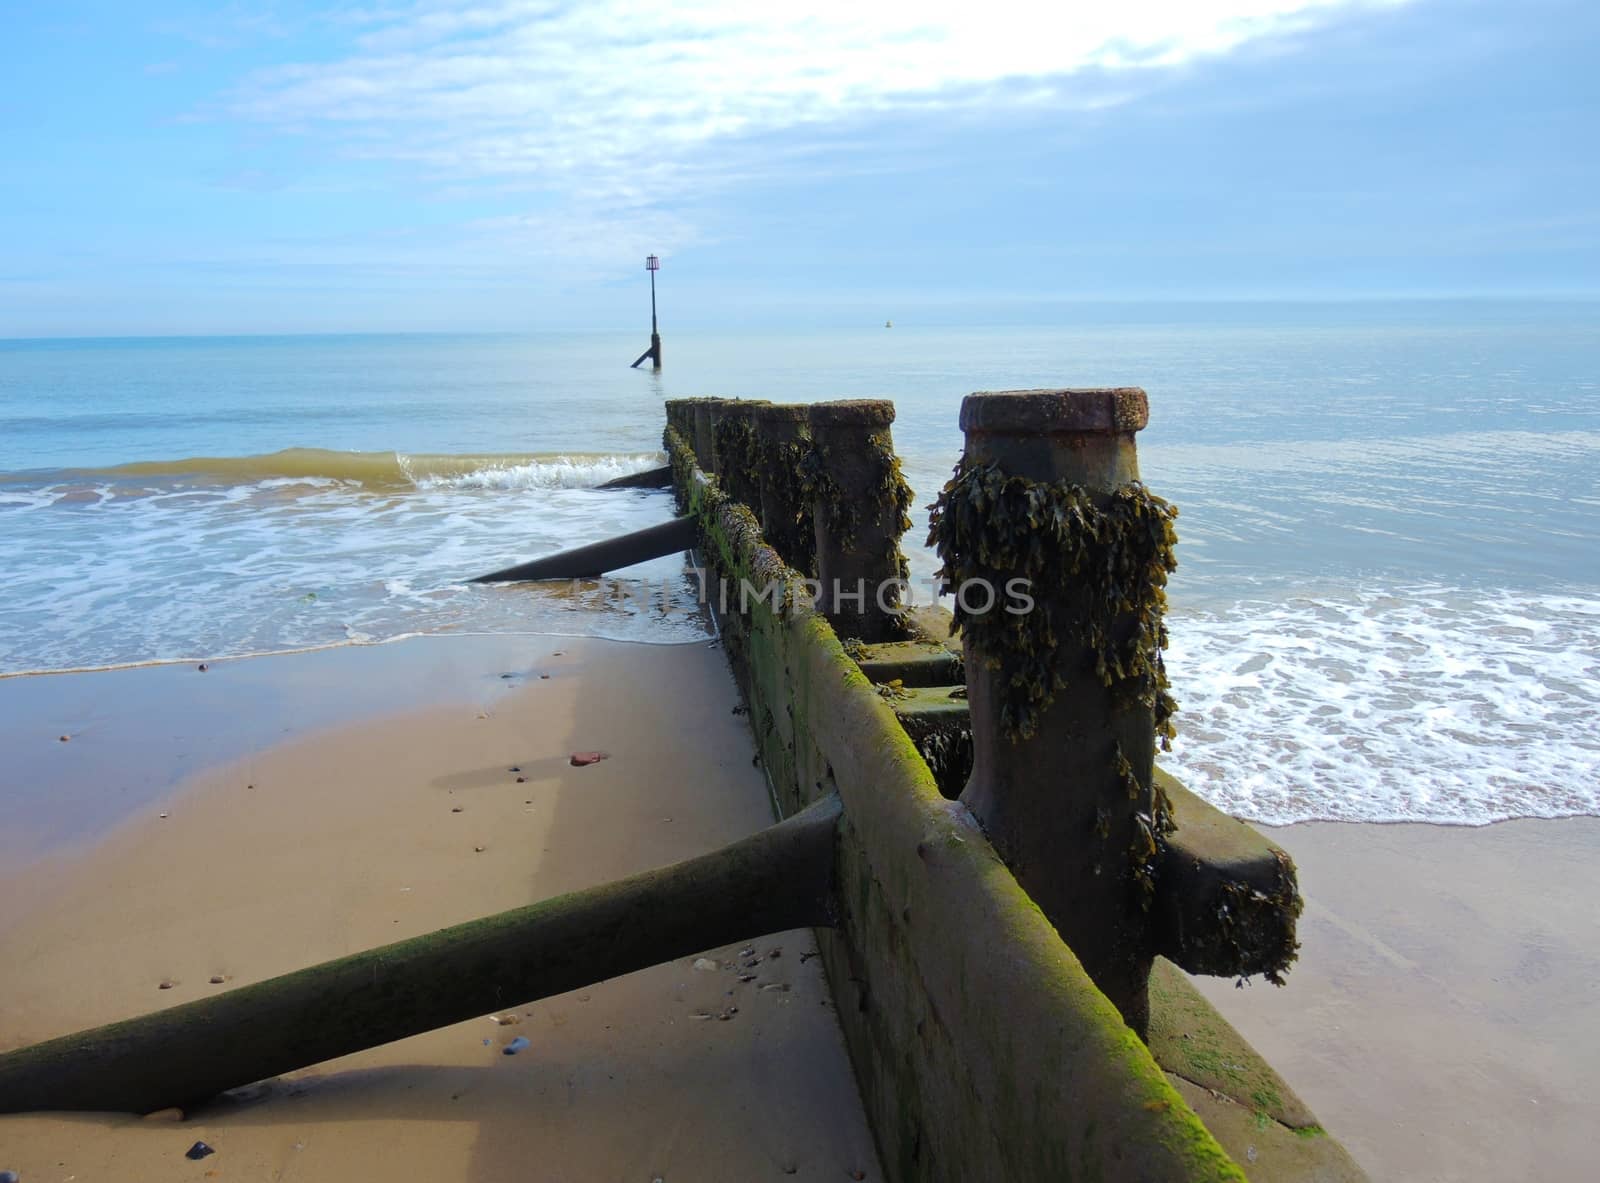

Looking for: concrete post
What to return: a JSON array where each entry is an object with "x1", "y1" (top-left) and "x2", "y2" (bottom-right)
[
  {"x1": 750, "y1": 403, "x2": 816, "y2": 575},
  {"x1": 807, "y1": 400, "x2": 909, "y2": 643},
  {"x1": 954, "y1": 388, "x2": 1160, "y2": 1036}
]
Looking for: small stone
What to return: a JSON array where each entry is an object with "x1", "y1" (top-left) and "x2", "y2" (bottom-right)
[
  {"x1": 569, "y1": 751, "x2": 609, "y2": 767},
  {"x1": 474, "y1": 845, "x2": 486, "y2": 853},
  {"x1": 500, "y1": 673, "x2": 514, "y2": 679},
  {"x1": 692, "y1": 958, "x2": 719, "y2": 972},
  {"x1": 738, "y1": 973, "x2": 756, "y2": 983},
  {"x1": 197, "y1": 663, "x2": 208, "y2": 672},
  {"x1": 141, "y1": 1106, "x2": 184, "y2": 1122},
  {"x1": 767, "y1": 948, "x2": 783, "y2": 959},
  {"x1": 509, "y1": 766, "x2": 521, "y2": 773},
  {"x1": 451, "y1": 806, "x2": 463, "y2": 813},
  {"x1": 502, "y1": 1035, "x2": 530, "y2": 1055},
  {"x1": 491, "y1": 1013, "x2": 521, "y2": 1026},
  {"x1": 158, "y1": 979, "x2": 176, "y2": 990},
  {"x1": 516, "y1": 776, "x2": 527, "y2": 783},
  {"x1": 716, "y1": 1006, "x2": 738, "y2": 1020},
  {"x1": 159, "y1": 812, "x2": 169, "y2": 819},
  {"x1": 185, "y1": 1140, "x2": 215, "y2": 1160},
  {"x1": 58, "y1": 734, "x2": 69, "y2": 742},
  {"x1": 209, "y1": 974, "x2": 226, "y2": 985},
  {"x1": 539, "y1": 673, "x2": 550, "y2": 680}
]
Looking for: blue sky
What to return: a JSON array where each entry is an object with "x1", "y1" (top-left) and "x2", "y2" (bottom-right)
[{"x1": 1, "y1": 0, "x2": 1595, "y2": 336}]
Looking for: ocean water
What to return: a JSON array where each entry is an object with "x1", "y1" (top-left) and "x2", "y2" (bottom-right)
[{"x1": 2, "y1": 305, "x2": 1596, "y2": 825}]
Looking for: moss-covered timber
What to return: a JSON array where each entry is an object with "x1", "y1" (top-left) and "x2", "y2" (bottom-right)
[
  {"x1": 0, "y1": 795, "x2": 841, "y2": 1115},
  {"x1": 668, "y1": 430, "x2": 1247, "y2": 1183}
]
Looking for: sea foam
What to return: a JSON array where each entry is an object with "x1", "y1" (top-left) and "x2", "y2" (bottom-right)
[{"x1": 1162, "y1": 585, "x2": 1600, "y2": 825}]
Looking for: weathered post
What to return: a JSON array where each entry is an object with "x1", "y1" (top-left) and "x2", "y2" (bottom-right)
[
  {"x1": 691, "y1": 398, "x2": 731, "y2": 474},
  {"x1": 664, "y1": 398, "x2": 695, "y2": 441},
  {"x1": 936, "y1": 388, "x2": 1170, "y2": 1036},
  {"x1": 750, "y1": 403, "x2": 817, "y2": 576},
  {"x1": 629, "y1": 254, "x2": 663, "y2": 370},
  {"x1": 807, "y1": 400, "x2": 914, "y2": 643},
  {"x1": 711, "y1": 399, "x2": 771, "y2": 510}
]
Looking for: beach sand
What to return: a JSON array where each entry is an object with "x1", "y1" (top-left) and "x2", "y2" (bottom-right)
[
  {"x1": 2, "y1": 636, "x2": 1595, "y2": 1183},
  {"x1": 0, "y1": 636, "x2": 881, "y2": 1181},
  {"x1": 1198, "y1": 816, "x2": 1600, "y2": 1182}
]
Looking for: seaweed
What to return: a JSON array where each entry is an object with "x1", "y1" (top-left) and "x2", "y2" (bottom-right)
[{"x1": 927, "y1": 457, "x2": 1179, "y2": 747}]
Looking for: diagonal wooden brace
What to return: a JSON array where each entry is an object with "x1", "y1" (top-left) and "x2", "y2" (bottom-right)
[
  {"x1": 470, "y1": 516, "x2": 696, "y2": 582},
  {"x1": 0, "y1": 795, "x2": 841, "y2": 1115}
]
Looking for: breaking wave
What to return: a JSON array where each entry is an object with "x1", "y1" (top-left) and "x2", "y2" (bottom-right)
[{"x1": 60, "y1": 448, "x2": 664, "y2": 491}]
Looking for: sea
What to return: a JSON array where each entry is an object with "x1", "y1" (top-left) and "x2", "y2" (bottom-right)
[{"x1": 2, "y1": 303, "x2": 1596, "y2": 826}]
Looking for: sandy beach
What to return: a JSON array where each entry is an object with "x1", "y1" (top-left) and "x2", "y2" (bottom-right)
[
  {"x1": 1199, "y1": 816, "x2": 1600, "y2": 1182},
  {"x1": 0, "y1": 636, "x2": 880, "y2": 1181},
  {"x1": 2, "y1": 633, "x2": 1596, "y2": 1182}
]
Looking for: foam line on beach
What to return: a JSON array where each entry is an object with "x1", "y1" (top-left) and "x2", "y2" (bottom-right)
[{"x1": 1164, "y1": 584, "x2": 1600, "y2": 825}]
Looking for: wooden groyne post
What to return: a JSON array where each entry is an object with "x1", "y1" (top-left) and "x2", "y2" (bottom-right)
[
  {"x1": 806, "y1": 400, "x2": 913, "y2": 643},
  {"x1": 712, "y1": 398, "x2": 770, "y2": 510},
  {"x1": 751, "y1": 403, "x2": 817, "y2": 576},
  {"x1": 933, "y1": 388, "x2": 1299, "y2": 1036}
]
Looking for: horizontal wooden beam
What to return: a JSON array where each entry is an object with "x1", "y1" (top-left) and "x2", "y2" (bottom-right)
[{"x1": 1154, "y1": 769, "x2": 1301, "y2": 981}]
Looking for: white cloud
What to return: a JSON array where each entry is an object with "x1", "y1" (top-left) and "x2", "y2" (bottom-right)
[{"x1": 222, "y1": 0, "x2": 1410, "y2": 258}]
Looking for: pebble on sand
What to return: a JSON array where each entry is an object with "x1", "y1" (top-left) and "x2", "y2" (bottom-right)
[
  {"x1": 58, "y1": 735, "x2": 69, "y2": 742},
  {"x1": 185, "y1": 1141, "x2": 215, "y2": 1160},
  {"x1": 209, "y1": 975, "x2": 227, "y2": 985},
  {"x1": 569, "y1": 751, "x2": 610, "y2": 767},
  {"x1": 158, "y1": 979, "x2": 176, "y2": 990}
]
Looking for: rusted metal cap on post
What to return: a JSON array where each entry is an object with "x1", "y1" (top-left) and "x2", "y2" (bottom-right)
[
  {"x1": 959, "y1": 388, "x2": 1148, "y2": 435},
  {"x1": 809, "y1": 399, "x2": 896, "y2": 429}
]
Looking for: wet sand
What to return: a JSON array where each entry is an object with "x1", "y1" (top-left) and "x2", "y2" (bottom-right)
[
  {"x1": 4, "y1": 635, "x2": 1596, "y2": 1182},
  {"x1": 1197, "y1": 816, "x2": 1600, "y2": 1182},
  {"x1": 0, "y1": 636, "x2": 881, "y2": 1181}
]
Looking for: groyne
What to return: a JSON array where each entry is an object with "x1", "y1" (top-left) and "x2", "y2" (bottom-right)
[{"x1": 669, "y1": 391, "x2": 1366, "y2": 1181}]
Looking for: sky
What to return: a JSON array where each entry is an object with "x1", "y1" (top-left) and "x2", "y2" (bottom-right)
[{"x1": 0, "y1": 0, "x2": 1595, "y2": 336}]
